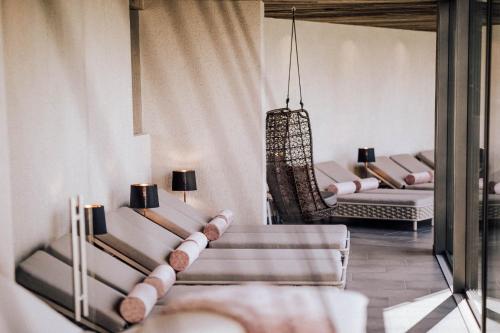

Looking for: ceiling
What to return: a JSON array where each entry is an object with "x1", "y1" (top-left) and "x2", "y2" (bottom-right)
[{"x1": 263, "y1": 1, "x2": 438, "y2": 32}]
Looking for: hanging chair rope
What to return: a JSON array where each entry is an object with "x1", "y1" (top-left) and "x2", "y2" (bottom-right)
[{"x1": 285, "y1": 7, "x2": 304, "y2": 110}]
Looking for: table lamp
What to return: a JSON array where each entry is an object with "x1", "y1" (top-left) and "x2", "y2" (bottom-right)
[
  {"x1": 357, "y1": 147, "x2": 376, "y2": 169},
  {"x1": 130, "y1": 184, "x2": 160, "y2": 216},
  {"x1": 84, "y1": 204, "x2": 107, "y2": 242},
  {"x1": 172, "y1": 170, "x2": 197, "y2": 203}
]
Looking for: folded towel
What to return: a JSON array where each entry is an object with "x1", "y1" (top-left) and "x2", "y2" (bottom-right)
[
  {"x1": 353, "y1": 178, "x2": 379, "y2": 192},
  {"x1": 204, "y1": 217, "x2": 229, "y2": 241},
  {"x1": 217, "y1": 209, "x2": 234, "y2": 224},
  {"x1": 326, "y1": 181, "x2": 356, "y2": 195},
  {"x1": 162, "y1": 285, "x2": 337, "y2": 333},
  {"x1": 169, "y1": 232, "x2": 208, "y2": 271},
  {"x1": 119, "y1": 283, "x2": 157, "y2": 323},
  {"x1": 144, "y1": 264, "x2": 176, "y2": 298},
  {"x1": 489, "y1": 182, "x2": 500, "y2": 194},
  {"x1": 405, "y1": 171, "x2": 433, "y2": 185}
]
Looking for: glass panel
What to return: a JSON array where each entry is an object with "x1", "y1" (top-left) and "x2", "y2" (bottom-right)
[
  {"x1": 486, "y1": 0, "x2": 500, "y2": 329},
  {"x1": 466, "y1": 0, "x2": 488, "y2": 319}
]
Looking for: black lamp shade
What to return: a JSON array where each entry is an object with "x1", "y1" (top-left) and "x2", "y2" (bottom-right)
[
  {"x1": 357, "y1": 148, "x2": 376, "y2": 163},
  {"x1": 172, "y1": 170, "x2": 197, "y2": 192},
  {"x1": 84, "y1": 205, "x2": 107, "y2": 235},
  {"x1": 130, "y1": 184, "x2": 160, "y2": 209}
]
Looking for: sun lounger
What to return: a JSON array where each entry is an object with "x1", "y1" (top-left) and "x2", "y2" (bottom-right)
[
  {"x1": 16, "y1": 251, "x2": 248, "y2": 333},
  {"x1": 142, "y1": 195, "x2": 350, "y2": 253},
  {"x1": 417, "y1": 150, "x2": 435, "y2": 168},
  {"x1": 88, "y1": 209, "x2": 347, "y2": 287},
  {"x1": 157, "y1": 189, "x2": 347, "y2": 234},
  {"x1": 390, "y1": 154, "x2": 434, "y2": 174},
  {"x1": 314, "y1": 161, "x2": 434, "y2": 230},
  {"x1": 366, "y1": 156, "x2": 433, "y2": 190},
  {"x1": 17, "y1": 250, "x2": 367, "y2": 333}
]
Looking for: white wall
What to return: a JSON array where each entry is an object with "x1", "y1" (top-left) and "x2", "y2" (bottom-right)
[
  {"x1": 2, "y1": 0, "x2": 151, "y2": 262},
  {"x1": 0, "y1": 0, "x2": 14, "y2": 279},
  {"x1": 140, "y1": 0, "x2": 266, "y2": 224},
  {"x1": 264, "y1": 19, "x2": 436, "y2": 171}
]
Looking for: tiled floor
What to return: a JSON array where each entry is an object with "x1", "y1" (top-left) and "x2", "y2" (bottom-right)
[{"x1": 344, "y1": 221, "x2": 476, "y2": 333}]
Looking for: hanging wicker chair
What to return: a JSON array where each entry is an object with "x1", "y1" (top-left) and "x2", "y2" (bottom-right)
[{"x1": 266, "y1": 108, "x2": 337, "y2": 223}]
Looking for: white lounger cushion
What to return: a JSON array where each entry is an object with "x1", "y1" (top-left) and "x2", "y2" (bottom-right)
[
  {"x1": 177, "y1": 257, "x2": 343, "y2": 285},
  {"x1": 390, "y1": 154, "x2": 434, "y2": 173},
  {"x1": 227, "y1": 224, "x2": 347, "y2": 234},
  {"x1": 17, "y1": 251, "x2": 128, "y2": 332},
  {"x1": 211, "y1": 232, "x2": 347, "y2": 250},
  {"x1": 48, "y1": 234, "x2": 145, "y2": 294},
  {"x1": 406, "y1": 183, "x2": 434, "y2": 190},
  {"x1": 337, "y1": 192, "x2": 433, "y2": 207},
  {"x1": 417, "y1": 150, "x2": 435, "y2": 168},
  {"x1": 199, "y1": 248, "x2": 344, "y2": 260},
  {"x1": 315, "y1": 161, "x2": 360, "y2": 182},
  {"x1": 369, "y1": 156, "x2": 409, "y2": 188}
]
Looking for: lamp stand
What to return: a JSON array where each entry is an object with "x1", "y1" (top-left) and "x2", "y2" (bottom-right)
[{"x1": 183, "y1": 191, "x2": 187, "y2": 203}]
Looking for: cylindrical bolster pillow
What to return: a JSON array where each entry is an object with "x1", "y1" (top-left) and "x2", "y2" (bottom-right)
[
  {"x1": 405, "y1": 171, "x2": 433, "y2": 185},
  {"x1": 169, "y1": 232, "x2": 208, "y2": 271},
  {"x1": 216, "y1": 209, "x2": 234, "y2": 224},
  {"x1": 203, "y1": 217, "x2": 229, "y2": 241},
  {"x1": 186, "y1": 231, "x2": 209, "y2": 250},
  {"x1": 119, "y1": 283, "x2": 157, "y2": 323},
  {"x1": 326, "y1": 181, "x2": 356, "y2": 195},
  {"x1": 144, "y1": 264, "x2": 176, "y2": 298},
  {"x1": 489, "y1": 182, "x2": 500, "y2": 194},
  {"x1": 353, "y1": 177, "x2": 379, "y2": 193}
]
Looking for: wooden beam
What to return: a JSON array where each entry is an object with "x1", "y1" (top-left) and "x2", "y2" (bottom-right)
[
  {"x1": 129, "y1": 0, "x2": 145, "y2": 10},
  {"x1": 264, "y1": 0, "x2": 438, "y2": 31}
]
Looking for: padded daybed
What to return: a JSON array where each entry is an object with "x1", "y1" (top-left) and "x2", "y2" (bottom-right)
[
  {"x1": 144, "y1": 192, "x2": 350, "y2": 255},
  {"x1": 315, "y1": 161, "x2": 434, "y2": 230},
  {"x1": 90, "y1": 209, "x2": 348, "y2": 288},
  {"x1": 17, "y1": 247, "x2": 368, "y2": 333}
]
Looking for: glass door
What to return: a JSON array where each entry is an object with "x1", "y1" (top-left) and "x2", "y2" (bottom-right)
[
  {"x1": 485, "y1": 0, "x2": 500, "y2": 329},
  {"x1": 466, "y1": 0, "x2": 488, "y2": 319}
]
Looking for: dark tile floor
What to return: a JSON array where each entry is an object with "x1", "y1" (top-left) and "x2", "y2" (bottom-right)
[{"x1": 344, "y1": 222, "x2": 472, "y2": 333}]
